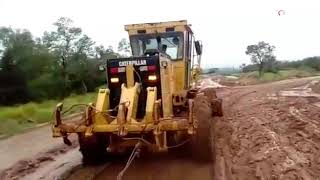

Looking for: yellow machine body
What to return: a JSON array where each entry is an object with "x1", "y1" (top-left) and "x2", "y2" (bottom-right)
[{"x1": 52, "y1": 20, "x2": 209, "y2": 153}]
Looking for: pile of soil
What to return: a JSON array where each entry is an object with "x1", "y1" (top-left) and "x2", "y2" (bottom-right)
[{"x1": 310, "y1": 81, "x2": 320, "y2": 93}]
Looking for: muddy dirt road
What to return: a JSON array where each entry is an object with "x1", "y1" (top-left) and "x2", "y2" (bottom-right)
[
  {"x1": 1, "y1": 77, "x2": 320, "y2": 180},
  {"x1": 65, "y1": 77, "x2": 320, "y2": 180},
  {"x1": 66, "y1": 153, "x2": 213, "y2": 180},
  {"x1": 213, "y1": 77, "x2": 320, "y2": 180}
]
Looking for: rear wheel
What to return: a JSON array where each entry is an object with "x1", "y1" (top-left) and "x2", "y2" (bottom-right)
[
  {"x1": 190, "y1": 94, "x2": 215, "y2": 162},
  {"x1": 77, "y1": 133, "x2": 109, "y2": 165}
]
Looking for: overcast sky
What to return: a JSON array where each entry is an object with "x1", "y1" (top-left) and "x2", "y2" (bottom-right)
[{"x1": 1, "y1": 0, "x2": 319, "y2": 67}]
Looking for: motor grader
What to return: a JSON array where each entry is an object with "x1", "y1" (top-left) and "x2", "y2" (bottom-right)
[{"x1": 52, "y1": 20, "x2": 223, "y2": 164}]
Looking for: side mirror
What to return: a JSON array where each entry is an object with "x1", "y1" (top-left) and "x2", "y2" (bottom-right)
[{"x1": 195, "y1": 41, "x2": 202, "y2": 55}]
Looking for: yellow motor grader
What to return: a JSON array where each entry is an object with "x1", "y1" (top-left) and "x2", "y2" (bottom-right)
[{"x1": 52, "y1": 20, "x2": 223, "y2": 164}]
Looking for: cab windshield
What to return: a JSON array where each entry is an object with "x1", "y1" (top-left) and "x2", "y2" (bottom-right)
[{"x1": 130, "y1": 32, "x2": 184, "y2": 60}]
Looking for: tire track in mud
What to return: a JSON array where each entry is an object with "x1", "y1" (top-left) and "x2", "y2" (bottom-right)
[
  {"x1": 67, "y1": 128, "x2": 216, "y2": 179},
  {"x1": 66, "y1": 146, "x2": 214, "y2": 179},
  {"x1": 212, "y1": 88, "x2": 258, "y2": 180},
  {"x1": 65, "y1": 88, "x2": 261, "y2": 180},
  {"x1": 65, "y1": 89, "x2": 232, "y2": 180},
  {"x1": 85, "y1": 78, "x2": 320, "y2": 180},
  {"x1": 213, "y1": 77, "x2": 320, "y2": 180},
  {"x1": 92, "y1": 154, "x2": 213, "y2": 180},
  {"x1": 93, "y1": 88, "x2": 254, "y2": 180}
]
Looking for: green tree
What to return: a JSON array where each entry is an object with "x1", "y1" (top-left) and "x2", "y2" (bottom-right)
[
  {"x1": 42, "y1": 17, "x2": 96, "y2": 96},
  {"x1": 0, "y1": 27, "x2": 49, "y2": 80},
  {"x1": 0, "y1": 48, "x2": 15, "y2": 71},
  {"x1": 117, "y1": 38, "x2": 131, "y2": 57},
  {"x1": 0, "y1": 17, "x2": 128, "y2": 104},
  {"x1": 0, "y1": 28, "x2": 44, "y2": 104},
  {"x1": 0, "y1": 27, "x2": 14, "y2": 54},
  {"x1": 239, "y1": 63, "x2": 246, "y2": 72},
  {"x1": 245, "y1": 41, "x2": 276, "y2": 77},
  {"x1": 0, "y1": 49, "x2": 28, "y2": 105},
  {"x1": 303, "y1": 57, "x2": 320, "y2": 71}
]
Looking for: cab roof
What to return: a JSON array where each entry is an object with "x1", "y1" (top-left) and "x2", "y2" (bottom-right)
[{"x1": 125, "y1": 20, "x2": 193, "y2": 34}]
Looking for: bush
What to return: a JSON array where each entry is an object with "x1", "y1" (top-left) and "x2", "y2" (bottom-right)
[
  {"x1": 0, "y1": 70, "x2": 29, "y2": 105},
  {"x1": 242, "y1": 57, "x2": 320, "y2": 74},
  {"x1": 303, "y1": 57, "x2": 320, "y2": 71},
  {"x1": 28, "y1": 74, "x2": 68, "y2": 100}
]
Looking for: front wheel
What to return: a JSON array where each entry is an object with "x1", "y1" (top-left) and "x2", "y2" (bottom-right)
[
  {"x1": 77, "y1": 133, "x2": 109, "y2": 165},
  {"x1": 190, "y1": 94, "x2": 215, "y2": 162}
]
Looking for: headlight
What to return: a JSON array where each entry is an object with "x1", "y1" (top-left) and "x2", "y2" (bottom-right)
[
  {"x1": 148, "y1": 75, "x2": 157, "y2": 81},
  {"x1": 110, "y1": 77, "x2": 119, "y2": 83}
]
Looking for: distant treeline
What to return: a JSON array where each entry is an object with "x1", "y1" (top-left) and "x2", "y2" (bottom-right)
[
  {"x1": 202, "y1": 67, "x2": 241, "y2": 75},
  {"x1": 242, "y1": 56, "x2": 320, "y2": 73},
  {"x1": 0, "y1": 17, "x2": 130, "y2": 105},
  {"x1": 202, "y1": 68, "x2": 219, "y2": 74}
]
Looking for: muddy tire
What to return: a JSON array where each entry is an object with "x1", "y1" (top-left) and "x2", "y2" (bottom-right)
[
  {"x1": 167, "y1": 132, "x2": 190, "y2": 156},
  {"x1": 190, "y1": 94, "x2": 215, "y2": 162},
  {"x1": 211, "y1": 98, "x2": 223, "y2": 117},
  {"x1": 77, "y1": 133, "x2": 109, "y2": 165},
  {"x1": 202, "y1": 88, "x2": 223, "y2": 117}
]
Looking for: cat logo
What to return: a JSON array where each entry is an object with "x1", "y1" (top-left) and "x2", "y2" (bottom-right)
[{"x1": 119, "y1": 60, "x2": 147, "y2": 67}]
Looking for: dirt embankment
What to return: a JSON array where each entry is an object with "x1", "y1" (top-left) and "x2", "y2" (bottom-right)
[{"x1": 311, "y1": 81, "x2": 320, "y2": 93}]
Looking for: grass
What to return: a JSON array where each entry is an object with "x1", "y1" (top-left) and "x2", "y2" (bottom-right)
[
  {"x1": 0, "y1": 92, "x2": 97, "y2": 137},
  {"x1": 238, "y1": 69, "x2": 317, "y2": 85}
]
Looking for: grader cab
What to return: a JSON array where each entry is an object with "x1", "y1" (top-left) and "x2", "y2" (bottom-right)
[{"x1": 52, "y1": 20, "x2": 223, "y2": 164}]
